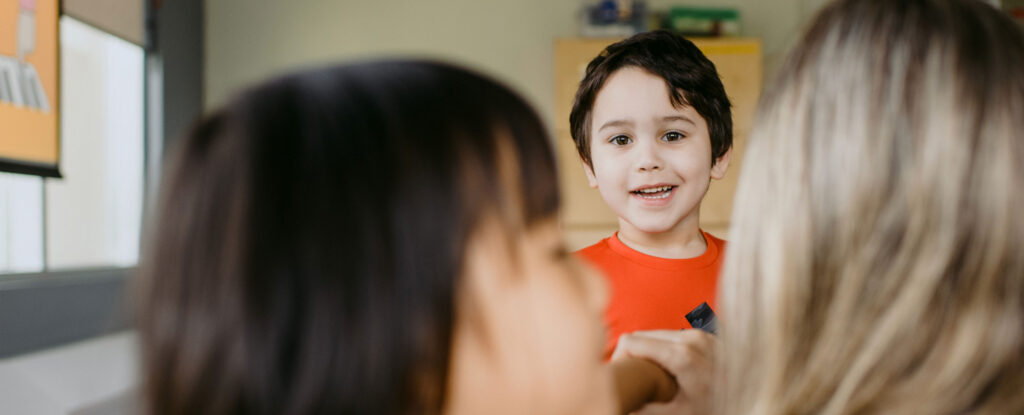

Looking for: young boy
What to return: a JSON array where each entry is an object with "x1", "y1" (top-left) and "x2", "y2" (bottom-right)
[{"x1": 569, "y1": 30, "x2": 732, "y2": 357}]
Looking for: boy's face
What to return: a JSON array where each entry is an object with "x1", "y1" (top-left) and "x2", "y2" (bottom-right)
[{"x1": 585, "y1": 66, "x2": 730, "y2": 235}]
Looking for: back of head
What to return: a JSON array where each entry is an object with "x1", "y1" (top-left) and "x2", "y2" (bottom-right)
[
  {"x1": 136, "y1": 60, "x2": 558, "y2": 414},
  {"x1": 720, "y1": 0, "x2": 1024, "y2": 413}
]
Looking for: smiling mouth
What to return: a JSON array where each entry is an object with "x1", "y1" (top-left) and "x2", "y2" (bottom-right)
[{"x1": 630, "y1": 185, "x2": 676, "y2": 199}]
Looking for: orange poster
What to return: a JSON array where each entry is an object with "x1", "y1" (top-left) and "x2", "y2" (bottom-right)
[{"x1": 0, "y1": 0, "x2": 59, "y2": 177}]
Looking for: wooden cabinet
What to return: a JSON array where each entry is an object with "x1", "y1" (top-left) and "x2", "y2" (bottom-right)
[{"x1": 553, "y1": 37, "x2": 762, "y2": 249}]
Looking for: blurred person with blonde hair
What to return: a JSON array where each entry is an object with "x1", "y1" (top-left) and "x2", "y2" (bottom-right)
[{"x1": 716, "y1": 0, "x2": 1024, "y2": 413}]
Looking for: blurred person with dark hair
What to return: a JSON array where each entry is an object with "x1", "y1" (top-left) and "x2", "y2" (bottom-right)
[
  {"x1": 136, "y1": 60, "x2": 617, "y2": 414},
  {"x1": 135, "y1": 59, "x2": 715, "y2": 414}
]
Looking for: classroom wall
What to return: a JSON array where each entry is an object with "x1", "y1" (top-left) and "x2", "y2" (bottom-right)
[{"x1": 205, "y1": 0, "x2": 830, "y2": 130}]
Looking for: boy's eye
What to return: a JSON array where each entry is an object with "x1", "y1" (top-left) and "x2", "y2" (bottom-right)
[
  {"x1": 610, "y1": 135, "x2": 632, "y2": 146},
  {"x1": 662, "y1": 131, "x2": 685, "y2": 142}
]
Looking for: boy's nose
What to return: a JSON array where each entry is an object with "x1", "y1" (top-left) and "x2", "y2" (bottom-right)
[
  {"x1": 636, "y1": 143, "x2": 662, "y2": 172},
  {"x1": 638, "y1": 161, "x2": 661, "y2": 171}
]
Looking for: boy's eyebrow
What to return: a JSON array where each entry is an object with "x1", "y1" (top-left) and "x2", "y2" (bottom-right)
[
  {"x1": 596, "y1": 115, "x2": 695, "y2": 133},
  {"x1": 660, "y1": 115, "x2": 696, "y2": 126},
  {"x1": 597, "y1": 119, "x2": 634, "y2": 133}
]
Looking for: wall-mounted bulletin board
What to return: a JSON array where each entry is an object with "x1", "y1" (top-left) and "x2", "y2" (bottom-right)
[{"x1": 0, "y1": 0, "x2": 60, "y2": 177}]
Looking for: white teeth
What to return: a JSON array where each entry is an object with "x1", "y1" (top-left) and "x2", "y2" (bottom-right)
[
  {"x1": 636, "y1": 186, "x2": 672, "y2": 194},
  {"x1": 632, "y1": 186, "x2": 674, "y2": 199}
]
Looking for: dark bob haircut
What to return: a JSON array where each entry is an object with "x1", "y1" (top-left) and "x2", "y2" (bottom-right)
[
  {"x1": 569, "y1": 30, "x2": 733, "y2": 167},
  {"x1": 136, "y1": 60, "x2": 559, "y2": 415}
]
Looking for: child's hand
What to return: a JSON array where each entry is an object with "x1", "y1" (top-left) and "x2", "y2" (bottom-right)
[{"x1": 611, "y1": 329, "x2": 715, "y2": 415}]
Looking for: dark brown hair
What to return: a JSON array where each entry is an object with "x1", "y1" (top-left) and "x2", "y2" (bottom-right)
[
  {"x1": 135, "y1": 60, "x2": 559, "y2": 415},
  {"x1": 569, "y1": 30, "x2": 733, "y2": 167}
]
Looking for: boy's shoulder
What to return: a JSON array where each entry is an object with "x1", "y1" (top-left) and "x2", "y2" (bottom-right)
[
  {"x1": 576, "y1": 231, "x2": 727, "y2": 270},
  {"x1": 704, "y1": 231, "x2": 727, "y2": 249},
  {"x1": 575, "y1": 235, "x2": 614, "y2": 260}
]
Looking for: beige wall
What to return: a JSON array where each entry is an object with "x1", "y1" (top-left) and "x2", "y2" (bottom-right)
[
  {"x1": 205, "y1": 0, "x2": 580, "y2": 125},
  {"x1": 205, "y1": 0, "x2": 829, "y2": 129}
]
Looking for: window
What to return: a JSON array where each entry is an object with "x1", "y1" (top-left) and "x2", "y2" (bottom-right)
[
  {"x1": 0, "y1": 17, "x2": 145, "y2": 275},
  {"x1": 0, "y1": 173, "x2": 43, "y2": 273}
]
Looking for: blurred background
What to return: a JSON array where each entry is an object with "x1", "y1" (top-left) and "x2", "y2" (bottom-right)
[{"x1": 0, "y1": 0, "x2": 1019, "y2": 413}]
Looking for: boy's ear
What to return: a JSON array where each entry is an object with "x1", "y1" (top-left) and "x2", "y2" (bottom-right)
[
  {"x1": 583, "y1": 162, "x2": 599, "y2": 188},
  {"x1": 710, "y1": 146, "x2": 732, "y2": 180}
]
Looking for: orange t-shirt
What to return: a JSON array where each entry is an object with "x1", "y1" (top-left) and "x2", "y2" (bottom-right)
[{"x1": 577, "y1": 231, "x2": 725, "y2": 359}]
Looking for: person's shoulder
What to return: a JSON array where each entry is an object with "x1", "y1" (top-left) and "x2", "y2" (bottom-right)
[
  {"x1": 704, "y1": 232, "x2": 727, "y2": 249},
  {"x1": 701, "y1": 231, "x2": 727, "y2": 268}
]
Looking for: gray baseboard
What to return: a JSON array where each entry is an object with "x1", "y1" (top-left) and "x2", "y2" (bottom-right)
[{"x1": 0, "y1": 268, "x2": 131, "y2": 359}]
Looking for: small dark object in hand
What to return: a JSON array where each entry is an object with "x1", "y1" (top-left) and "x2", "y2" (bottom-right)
[{"x1": 685, "y1": 302, "x2": 717, "y2": 335}]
